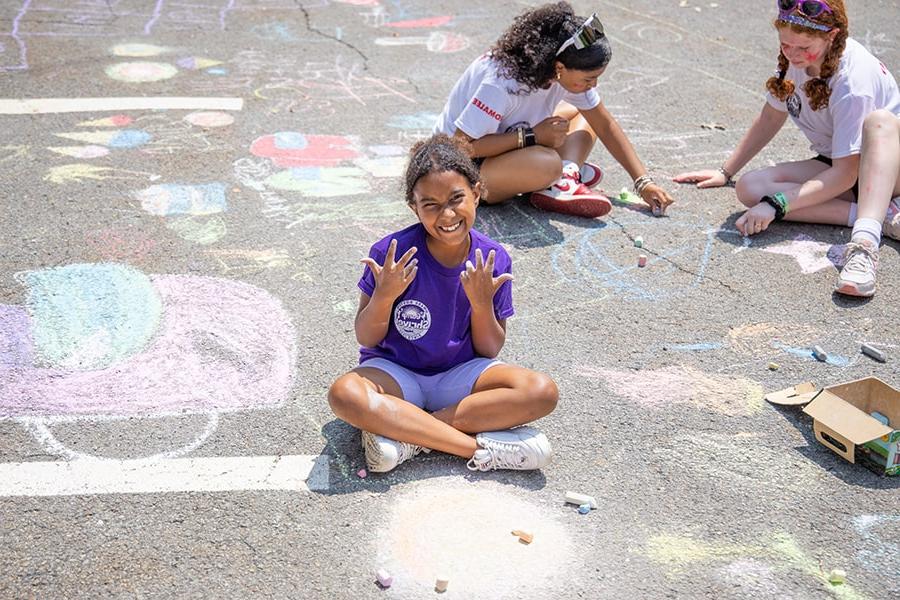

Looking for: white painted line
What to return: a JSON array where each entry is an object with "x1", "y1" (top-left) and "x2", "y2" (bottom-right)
[
  {"x1": 0, "y1": 97, "x2": 244, "y2": 115},
  {"x1": 0, "y1": 455, "x2": 328, "y2": 497}
]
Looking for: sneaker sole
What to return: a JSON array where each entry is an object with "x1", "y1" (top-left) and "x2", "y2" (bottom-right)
[
  {"x1": 835, "y1": 281, "x2": 875, "y2": 297},
  {"x1": 530, "y1": 193, "x2": 612, "y2": 218}
]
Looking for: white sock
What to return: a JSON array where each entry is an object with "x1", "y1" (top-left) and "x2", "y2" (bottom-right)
[
  {"x1": 851, "y1": 217, "x2": 882, "y2": 246},
  {"x1": 847, "y1": 202, "x2": 858, "y2": 226}
]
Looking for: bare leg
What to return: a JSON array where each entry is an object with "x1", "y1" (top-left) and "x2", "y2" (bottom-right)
[
  {"x1": 735, "y1": 159, "x2": 854, "y2": 226},
  {"x1": 431, "y1": 365, "x2": 558, "y2": 433},
  {"x1": 479, "y1": 146, "x2": 562, "y2": 203},
  {"x1": 328, "y1": 369, "x2": 478, "y2": 458},
  {"x1": 856, "y1": 109, "x2": 900, "y2": 221},
  {"x1": 554, "y1": 102, "x2": 598, "y2": 165}
]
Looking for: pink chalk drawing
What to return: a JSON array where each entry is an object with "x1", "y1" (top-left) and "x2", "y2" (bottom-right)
[
  {"x1": 250, "y1": 132, "x2": 361, "y2": 168},
  {"x1": 385, "y1": 16, "x2": 454, "y2": 29},
  {"x1": 761, "y1": 234, "x2": 845, "y2": 274},
  {"x1": 374, "y1": 31, "x2": 470, "y2": 53},
  {"x1": 0, "y1": 264, "x2": 297, "y2": 420},
  {"x1": 579, "y1": 365, "x2": 764, "y2": 416}
]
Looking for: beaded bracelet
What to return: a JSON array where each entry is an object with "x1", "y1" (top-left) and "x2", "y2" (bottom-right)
[
  {"x1": 718, "y1": 166, "x2": 734, "y2": 185},
  {"x1": 633, "y1": 174, "x2": 654, "y2": 195}
]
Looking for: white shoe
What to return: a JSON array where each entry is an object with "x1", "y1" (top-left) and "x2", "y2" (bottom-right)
[
  {"x1": 579, "y1": 161, "x2": 604, "y2": 188},
  {"x1": 883, "y1": 197, "x2": 900, "y2": 241},
  {"x1": 835, "y1": 239, "x2": 879, "y2": 297},
  {"x1": 466, "y1": 426, "x2": 553, "y2": 471},
  {"x1": 361, "y1": 431, "x2": 425, "y2": 473}
]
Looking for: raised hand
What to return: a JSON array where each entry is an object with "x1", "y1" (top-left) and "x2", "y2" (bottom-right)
[
  {"x1": 459, "y1": 248, "x2": 514, "y2": 310},
  {"x1": 360, "y1": 239, "x2": 418, "y2": 301}
]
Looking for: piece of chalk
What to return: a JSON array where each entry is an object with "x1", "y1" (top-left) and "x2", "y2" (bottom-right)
[
  {"x1": 375, "y1": 568, "x2": 393, "y2": 588},
  {"x1": 812, "y1": 346, "x2": 827, "y2": 362},
  {"x1": 861, "y1": 343, "x2": 886, "y2": 362},
  {"x1": 634, "y1": 236, "x2": 643, "y2": 248},
  {"x1": 564, "y1": 491, "x2": 597, "y2": 509},
  {"x1": 767, "y1": 362, "x2": 779, "y2": 371},
  {"x1": 435, "y1": 575, "x2": 450, "y2": 593},
  {"x1": 357, "y1": 468, "x2": 367, "y2": 478},
  {"x1": 511, "y1": 529, "x2": 534, "y2": 544},
  {"x1": 828, "y1": 569, "x2": 846, "y2": 584},
  {"x1": 578, "y1": 504, "x2": 591, "y2": 514},
  {"x1": 638, "y1": 254, "x2": 648, "y2": 267}
]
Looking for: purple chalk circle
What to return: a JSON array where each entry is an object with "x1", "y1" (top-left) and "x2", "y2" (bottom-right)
[
  {"x1": 0, "y1": 272, "x2": 297, "y2": 419},
  {"x1": 0, "y1": 305, "x2": 34, "y2": 368}
]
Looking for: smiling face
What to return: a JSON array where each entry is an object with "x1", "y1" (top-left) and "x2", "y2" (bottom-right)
[
  {"x1": 777, "y1": 27, "x2": 835, "y2": 73},
  {"x1": 410, "y1": 169, "x2": 480, "y2": 262},
  {"x1": 555, "y1": 64, "x2": 606, "y2": 94}
]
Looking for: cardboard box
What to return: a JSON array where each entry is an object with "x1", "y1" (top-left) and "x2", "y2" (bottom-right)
[{"x1": 801, "y1": 377, "x2": 900, "y2": 476}]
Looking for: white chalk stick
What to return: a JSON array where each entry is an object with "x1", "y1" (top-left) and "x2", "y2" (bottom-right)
[{"x1": 564, "y1": 491, "x2": 597, "y2": 509}]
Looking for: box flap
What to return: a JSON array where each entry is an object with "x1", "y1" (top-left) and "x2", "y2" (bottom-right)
[
  {"x1": 765, "y1": 382, "x2": 818, "y2": 406},
  {"x1": 803, "y1": 390, "x2": 893, "y2": 444}
]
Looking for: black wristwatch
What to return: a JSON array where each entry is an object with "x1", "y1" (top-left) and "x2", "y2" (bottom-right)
[
  {"x1": 523, "y1": 127, "x2": 536, "y2": 147},
  {"x1": 760, "y1": 195, "x2": 785, "y2": 221}
]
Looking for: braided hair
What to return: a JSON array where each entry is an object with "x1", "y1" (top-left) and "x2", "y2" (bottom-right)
[
  {"x1": 766, "y1": 0, "x2": 848, "y2": 111},
  {"x1": 404, "y1": 134, "x2": 482, "y2": 204},
  {"x1": 491, "y1": 1, "x2": 612, "y2": 93}
]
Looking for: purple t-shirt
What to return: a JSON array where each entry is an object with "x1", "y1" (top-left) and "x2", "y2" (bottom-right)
[{"x1": 358, "y1": 223, "x2": 514, "y2": 375}]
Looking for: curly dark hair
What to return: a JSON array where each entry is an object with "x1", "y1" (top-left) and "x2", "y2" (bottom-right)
[
  {"x1": 490, "y1": 1, "x2": 612, "y2": 92},
  {"x1": 404, "y1": 134, "x2": 483, "y2": 204},
  {"x1": 766, "y1": 0, "x2": 848, "y2": 111}
]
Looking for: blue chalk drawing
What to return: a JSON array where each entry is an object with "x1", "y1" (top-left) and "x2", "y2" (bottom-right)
[
  {"x1": 21, "y1": 263, "x2": 163, "y2": 370},
  {"x1": 108, "y1": 129, "x2": 151, "y2": 148},
  {"x1": 771, "y1": 342, "x2": 852, "y2": 367},
  {"x1": 136, "y1": 183, "x2": 228, "y2": 216},
  {"x1": 206, "y1": 67, "x2": 227, "y2": 75},
  {"x1": 273, "y1": 132, "x2": 308, "y2": 150},
  {"x1": 387, "y1": 112, "x2": 440, "y2": 130},
  {"x1": 669, "y1": 342, "x2": 723, "y2": 352},
  {"x1": 550, "y1": 220, "x2": 737, "y2": 301}
]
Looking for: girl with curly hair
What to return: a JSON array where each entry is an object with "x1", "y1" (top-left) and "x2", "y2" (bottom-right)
[
  {"x1": 674, "y1": 0, "x2": 900, "y2": 296},
  {"x1": 433, "y1": 1, "x2": 674, "y2": 219}
]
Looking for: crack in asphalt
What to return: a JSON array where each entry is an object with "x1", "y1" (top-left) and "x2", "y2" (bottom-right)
[
  {"x1": 608, "y1": 214, "x2": 742, "y2": 294},
  {"x1": 296, "y1": 1, "x2": 369, "y2": 69}
]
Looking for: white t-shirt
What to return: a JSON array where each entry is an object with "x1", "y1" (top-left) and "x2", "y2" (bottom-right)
[
  {"x1": 767, "y1": 38, "x2": 900, "y2": 159},
  {"x1": 433, "y1": 54, "x2": 601, "y2": 139}
]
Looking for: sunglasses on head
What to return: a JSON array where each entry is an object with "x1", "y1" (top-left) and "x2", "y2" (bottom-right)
[
  {"x1": 555, "y1": 13, "x2": 605, "y2": 57},
  {"x1": 777, "y1": 0, "x2": 833, "y2": 19}
]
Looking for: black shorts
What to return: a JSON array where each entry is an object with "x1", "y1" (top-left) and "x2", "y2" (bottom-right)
[{"x1": 813, "y1": 154, "x2": 859, "y2": 200}]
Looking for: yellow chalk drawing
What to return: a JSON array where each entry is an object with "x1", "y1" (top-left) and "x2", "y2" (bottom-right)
[
  {"x1": 727, "y1": 322, "x2": 819, "y2": 357},
  {"x1": 44, "y1": 164, "x2": 157, "y2": 184},
  {"x1": 0, "y1": 145, "x2": 30, "y2": 164},
  {"x1": 110, "y1": 43, "x2": 170, "y2": 57},
  {"x1": 583, "y1": 365, "x2": 765, "y2": 416},
  {"x1": 645, "y1": 532, "x2": 869, "y2": 600},
  {"x1": 166, "y1": 216, "x2": 227, "y2": 245},
  {"x1": 208, "y1": 248, "x2": 312, "y2": 282},
  {"x1": 48, "y1": 146, "x2": 110, "y2": 159}
]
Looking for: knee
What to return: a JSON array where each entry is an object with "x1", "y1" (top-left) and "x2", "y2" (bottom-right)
[
  {"x1": 327, "y1": 373, "x2": 366, "y2": 420},
  {"x1": 734, "y1": 170, "x2": 765, "y2": 207},
  {"x1": 531, "y1": 147, "x2": 563, "y2": 188},
  {"x1": 523, "y1": 371, "x2": 559, "y2": 418},
  {"x1": 863, "y1": 109, "x2": 899, "y2": 139}
]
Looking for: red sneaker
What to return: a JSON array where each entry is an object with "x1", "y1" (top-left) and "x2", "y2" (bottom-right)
[
  {"x1": 579, "y1": 162, "x2": 604, "y2": 188},
  {"x1": 530, "y1": 177, "x2": 612, "y2": 218}
]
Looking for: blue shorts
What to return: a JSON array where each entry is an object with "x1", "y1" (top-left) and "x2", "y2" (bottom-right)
[{"x1": 356, "y1": 357, "x2": 501, "y2": 412}]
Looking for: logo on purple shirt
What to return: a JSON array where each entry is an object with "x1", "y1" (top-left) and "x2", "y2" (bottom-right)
[{"x1": 394, "y1": 300, "x2": 431, "y2": 340}]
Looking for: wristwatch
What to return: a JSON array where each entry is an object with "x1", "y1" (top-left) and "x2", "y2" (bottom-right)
[{"x1": 524, "y1": 127, "x2": 536, "y2": 147}]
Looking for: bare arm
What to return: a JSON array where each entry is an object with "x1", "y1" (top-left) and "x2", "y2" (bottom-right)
[
  {"x1": 354, "y1": 291, "x2": 394, "y2": 348},
  {"x1": 580, "y1": 103, "x2": 647, "y2": 180},
  {"x1": 674, "y1": 103, "x2": 788, "y2": 187}
]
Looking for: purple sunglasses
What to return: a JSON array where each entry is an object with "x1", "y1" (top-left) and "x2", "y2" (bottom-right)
[{"x1": 777, "y1": 0, "x2": 834, "y2": 31}]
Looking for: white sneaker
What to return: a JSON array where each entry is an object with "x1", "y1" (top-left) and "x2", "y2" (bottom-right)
[
  {"x1": 361, "y1": 430, "x2": 425, "y2": 473},
  {"x1": 883, "y1": 197, "x2": 900, "y2": 241},
  {"x1": 466, "y1": 426, "x2": 553, "y2": 471},
  {"x1": 579, "y1": 161, "x2": 604, "y2": 188},
  {"x1": 835, "y1": 239, "x2": 879, "y2": 297}
]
